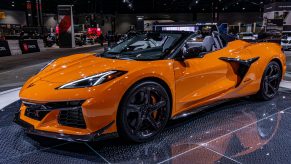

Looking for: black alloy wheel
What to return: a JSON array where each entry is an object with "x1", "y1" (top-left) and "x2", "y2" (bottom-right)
[
  {"x1": 117, "y1": 81, "x2": 171, "y2": 143},
  {"x1": 256, "y1": 61, "x2": 282, "y2": 100}
]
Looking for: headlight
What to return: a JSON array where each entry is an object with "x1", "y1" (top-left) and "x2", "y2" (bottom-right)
[
  {"x1": 57, "y1": 71, "x2": 126, "y2": 89},
  {"x1": 40, "y1": 59, "x2": 56, "y2": 72}
]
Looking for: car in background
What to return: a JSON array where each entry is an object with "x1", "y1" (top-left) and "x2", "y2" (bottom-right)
[
  {"x1": 281, "y1": 31, "x2": 291, "y2": 50},
  {"x1": 45, "y1": 33, "x2": 57, "y2": 47},
  {"x1": 86, "y1": 38, "x2": 95, "y2": 45},
  {"x1": 258, "y1": 30, "x2": 282, "y2": 44},
  {"x1": 75, "y1": 33, "x2": 85, "y2": 46},
  {"x1": 238, "y1": 32, "x2": 258, "y2": 42}
]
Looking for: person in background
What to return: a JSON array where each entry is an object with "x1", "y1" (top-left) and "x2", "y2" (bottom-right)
[
  {"x1": 106, "y1": 33, "x2": 111, "y2": 47},
  {"x1": 19, "y1": 30, "x2": 25, "y2": 41},
  {"x1": 82, "y1": 33, "x2": 87, "y2": 45},
  {"x1": 99, "y1": 33, "x2": 104, "y2": 47}
]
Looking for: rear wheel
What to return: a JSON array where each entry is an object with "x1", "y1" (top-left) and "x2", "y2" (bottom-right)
[
  {"x1": 117, "y1": 81, "x2": 171, "y2": 143},
  {"x1": 255, "y1": 61, "x2": 282, "y2": 100}
]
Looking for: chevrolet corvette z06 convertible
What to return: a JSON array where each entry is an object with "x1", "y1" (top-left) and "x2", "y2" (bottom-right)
[{"x1": 15, "y1": 31, "x2": 286, "y2": 143}]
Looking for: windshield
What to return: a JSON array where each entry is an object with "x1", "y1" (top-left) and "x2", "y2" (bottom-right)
[{"x1": 101, "y1": 32, "x2": 184, "y2": 60}]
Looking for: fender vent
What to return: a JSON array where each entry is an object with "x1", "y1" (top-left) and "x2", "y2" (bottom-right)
[{"x1": 219, "y1": 57, "x2": 260, "y2": 87}]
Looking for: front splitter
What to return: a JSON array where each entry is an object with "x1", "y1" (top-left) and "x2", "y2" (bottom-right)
[{"x1": 14, "y1": 112, "x2": 117, "y2": 142}]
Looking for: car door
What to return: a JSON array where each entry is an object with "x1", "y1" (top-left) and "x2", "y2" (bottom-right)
[{"x1": 173, "y1": 37, "x2": 237, "y2": 114}]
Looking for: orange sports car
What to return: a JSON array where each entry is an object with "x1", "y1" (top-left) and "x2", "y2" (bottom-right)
[{"x1": 15, "y1": 31, "x2": 286, "y2": 143}]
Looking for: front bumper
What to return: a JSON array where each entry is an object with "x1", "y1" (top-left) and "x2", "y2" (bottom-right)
[{"x1": 14, "y1": 111, "x2": 117, "y2": 142}]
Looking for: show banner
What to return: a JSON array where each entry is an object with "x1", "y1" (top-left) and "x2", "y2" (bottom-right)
[
  {"x1": 57, "y1": 5, "x2": 75, "y2": 48},
  {"x1": 19, "y1": 40, "x2": 40, "y2": 54},
  {"x1": 0, "y1": 41, "x2": 11, "y2": 57}
]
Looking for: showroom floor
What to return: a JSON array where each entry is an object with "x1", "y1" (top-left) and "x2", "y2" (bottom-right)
[{"x1": 0, "y1": 49, "x2": 291, "y2": 164}]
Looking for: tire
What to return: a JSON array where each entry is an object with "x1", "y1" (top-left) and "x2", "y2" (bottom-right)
[
  {"x1": 117, "y1": 81, "x2": 171, "y2": 143},
  {"x1": 255, "y1": 61, "x2": 282, "y2": 100}
]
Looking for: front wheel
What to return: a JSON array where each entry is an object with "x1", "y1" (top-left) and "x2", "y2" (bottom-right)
[
  {"x1": 117, "y1": 81, "x2": 171, "y2": 143},
  {"x1": 255, "y1": 61, "x2": 282, "y2": 100}
]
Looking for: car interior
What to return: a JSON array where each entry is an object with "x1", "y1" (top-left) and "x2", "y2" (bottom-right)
[
  {"x1": 182, "y1": 31, "x2": 226, "y2": 59},
  {"x1": 129, "y1": 36, "x2": 173, "y2": 51}
]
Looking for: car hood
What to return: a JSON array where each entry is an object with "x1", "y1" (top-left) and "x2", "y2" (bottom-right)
[{"x1": 35, "y1": 54, "x2": 137, "y2": 83}]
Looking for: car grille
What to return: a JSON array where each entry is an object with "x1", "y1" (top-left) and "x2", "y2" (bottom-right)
[
  {"x1": 58, "y1": 108, "x2": 86, "y2": 129},
  {"x1": 22, "y1": 101, "x2": 86, "y2": 128},
  {"x1": 24, "y1": 108, "x2": 50, "y2": 121}
]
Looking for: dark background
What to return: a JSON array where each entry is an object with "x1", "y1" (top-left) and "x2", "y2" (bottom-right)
[{"x1": 1, "y1": 0, "x2": 290, "y2": 14}]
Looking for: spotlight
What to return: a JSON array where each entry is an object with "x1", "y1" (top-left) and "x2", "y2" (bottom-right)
[{"x1": 122, "y1": 0, "x2": 133, "y2": 10}]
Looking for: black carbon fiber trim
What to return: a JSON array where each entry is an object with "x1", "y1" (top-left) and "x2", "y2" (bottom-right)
[{"x1": 219, "y1": 56, "x2": 260, "y2": 87}]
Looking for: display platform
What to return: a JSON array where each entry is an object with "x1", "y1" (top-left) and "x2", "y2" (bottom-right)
[{"x1": 0, "y1": 88, "x2": 291, "y2": 164}]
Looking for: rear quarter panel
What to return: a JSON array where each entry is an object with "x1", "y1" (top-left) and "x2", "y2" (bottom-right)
[
  {"x1": 246, "y1": 42, "x2": 286, "y2": 79},
  {"x1": 231, "y1": 42, "x2": 286, "y2": 97}
]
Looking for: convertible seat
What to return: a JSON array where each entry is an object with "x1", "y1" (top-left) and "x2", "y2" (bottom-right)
[
  {"x1": 202, "y1": 36, "x2": 215, "y2": 52},
  {"x1": 212, "y1": 32, "x2": 224, "y2": 50}
]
